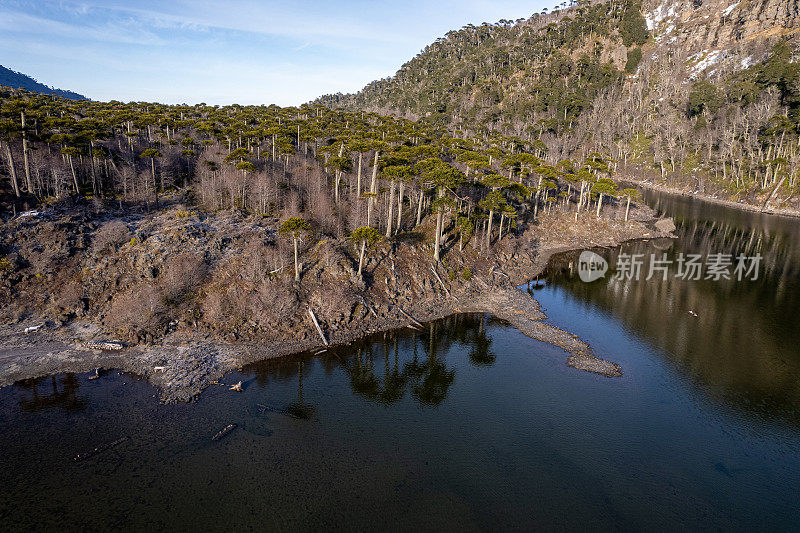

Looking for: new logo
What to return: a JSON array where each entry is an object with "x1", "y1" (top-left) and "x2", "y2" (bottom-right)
[{"x1": 578, "y1": 250, "x2": 608, "y2": 282}]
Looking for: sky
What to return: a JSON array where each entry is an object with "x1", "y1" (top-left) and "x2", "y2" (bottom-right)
[{"x1": 0, "y1": 0, "x2": 557, "y2": 106}]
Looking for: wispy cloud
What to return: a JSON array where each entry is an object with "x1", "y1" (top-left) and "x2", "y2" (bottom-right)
[{"x1": 1, "y1": 0, "x2": 554, "y2": 105}]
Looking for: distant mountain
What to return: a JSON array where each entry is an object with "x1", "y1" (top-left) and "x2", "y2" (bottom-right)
[
  {"x1": 317, "y1": 0, "x2": 800, "y2": 202},
  {"x1": 0, "y1": 65, "x2": 87, "y2": 100}
]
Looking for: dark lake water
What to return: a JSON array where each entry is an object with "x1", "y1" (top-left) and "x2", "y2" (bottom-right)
[{"x1": 2, "y1": 191, "x2": 800, "y2": 530}]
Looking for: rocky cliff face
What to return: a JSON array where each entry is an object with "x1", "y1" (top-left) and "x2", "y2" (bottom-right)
[{"x1": 643, "y1": 0, "x2": 799, "y2": 78}]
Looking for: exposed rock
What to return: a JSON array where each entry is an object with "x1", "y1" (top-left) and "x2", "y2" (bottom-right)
[{"x1": 655, "y1": 217, "x2": 677, "y2": 233}]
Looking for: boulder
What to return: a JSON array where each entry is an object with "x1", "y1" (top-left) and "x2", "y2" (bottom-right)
[{"x1": 654, "y1": 217, "x2": 676, "y2": 234}]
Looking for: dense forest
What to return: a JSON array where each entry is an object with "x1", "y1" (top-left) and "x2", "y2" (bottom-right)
[
  {"x1": 318, "y1": 0, "x2": 800, "y2": 207},
  {"x1": 0, "y1": 87, "x2": 627, "y2": 245},
  {"x1": 0, "y1": 84, "x2": 645, "y2": 340}
]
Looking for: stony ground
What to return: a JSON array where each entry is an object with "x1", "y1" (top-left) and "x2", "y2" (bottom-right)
[{"x1": 0, "y1": 199, "x2": 673, "y2": 401}]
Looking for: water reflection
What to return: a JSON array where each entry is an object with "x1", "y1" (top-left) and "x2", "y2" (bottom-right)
[
  {"x1": 244, "y1": 314, "x2": 496, "y2": 408},
  {"x1": 546, "y1": 190, "x2": 800, "y2": 424},
  {"x1": 287, "y1": 361, "x2": 315, "y2": 419},
  {"x1": 15, "y1": 373, "x2": 87, "y2": 412}
]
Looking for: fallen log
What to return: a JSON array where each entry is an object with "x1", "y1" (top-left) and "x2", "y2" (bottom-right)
[
  {"x1": 308, "y1": 307, "x2": 329, "y2": 346},
  {"x1": 398, "y1": 308, "x2": 424, "y2": 328},
  {"x1": 84, "y1": 340, "x2": 125, "y2": 351},
  {"x1": 430, "y1": 265, "x2": 453, "y2": 298}
]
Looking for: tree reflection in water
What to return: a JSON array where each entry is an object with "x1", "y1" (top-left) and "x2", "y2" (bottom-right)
[
  {"x1": 287, "y1": 361, "x2": 315, "y2": 420},
  {"x1": 15, "y1": 373, "x2": 87, "y2": 412},
  {"x1": 546, "y1": 189, "x2": 800, "y2": 425},
  {"x1": 245, "y1": 314, "x2": 496, "y2": 410}
]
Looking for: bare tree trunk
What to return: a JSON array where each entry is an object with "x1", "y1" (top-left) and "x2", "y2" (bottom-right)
[
  {"x1": 386, "y1": 179, "x2": 395, "y2": 237},
  {"x1": 151, "y1": 158, "x2": 159, "y2": 209},
  {"x1": 415, "y1": 188, "x2": 424, "y2": 226},
  {"x1": 368, "y1": 151, "x2": 379, "y2": 227},
  {"x1": 486, "y1": 210, "x2": 494, "y2": 248},
  {"x1": 3, "y1": 142, "x2": 20, "y2": 197},
  {"x1": 21, "y1": 112, "x2": 32, "y2": 193},
  {"x1": 293, "y1": 237, "x2": 300, "y2": 281},
  {"x1": 356, "y1": 153, "x2": 362, "y2": 196},
  {"x1": 396, "y1": 181, "x2": 404, "y2": 234},
  {"x1": 358, "y1": 240, "x2": 366, "y2": 276},
  {"x1": 68, "y1": 155, "x2": 79, "y2": 194}
]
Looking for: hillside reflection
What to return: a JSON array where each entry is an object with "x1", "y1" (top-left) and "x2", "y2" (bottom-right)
[
  {"x1": 547, "y1": 191, "x2": 800, "y2": 423},
  {"x1": 244, "y1": 314, "x2": 496, "y2": 408}
]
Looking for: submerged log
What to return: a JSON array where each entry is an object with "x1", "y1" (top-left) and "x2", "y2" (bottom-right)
[
  {"x1": 211, "y1": 424, "x2": 237, "y2": 441},
  {"x1": 74, "y1": 436, "x2": 129, "y2": 462}
]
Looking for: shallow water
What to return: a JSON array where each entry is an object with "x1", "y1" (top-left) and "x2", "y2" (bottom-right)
[{"x1": 2, "y1": 191, "x2": 799, "y2": 530}]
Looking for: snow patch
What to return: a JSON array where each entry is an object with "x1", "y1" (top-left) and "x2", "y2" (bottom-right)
[
  {"x1": 646, "y1": 3, "x2": 677, "y2": 31},
  {"x1": 722, "y1": 2, "x2": 739, "y2": 16},
  {"x1": 687, "y1": 49, "x2": 727, "y2": 78}
]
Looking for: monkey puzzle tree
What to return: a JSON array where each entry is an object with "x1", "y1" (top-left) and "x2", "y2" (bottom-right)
[
  {"x1": 381, "y1": 164, "x2": 413, "y2": 237},
  {"x1": 418, "y1": 158, "x2": 464, "y2": 261},
  {"x1": 350, "y1": 225, "x2": 382, "y2": 278},
  {"x1": 592, "y1": 177, "x2": 618, "y2": 217},
  {"x1": 620, "y1": 188, "x2": 641, "y2": 222},
  {"x1": 279, "y1": 217, "x2": 311, "y2": 282},
  {"x1": 140, "y1": 148, "x2": 163, "y2": 208},
  {"x1": 479, "y1": 189, "x2": 506, "y2": 248},
  {"x1": 455, "y1": 215, "x2": 473, "y2": 252}
]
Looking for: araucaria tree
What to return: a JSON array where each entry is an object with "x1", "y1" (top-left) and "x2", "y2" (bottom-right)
[
  {"x1": 350, "y1": 226, "x2": 382, "y2": 278},
  {"x1": 279, "y1": 217, "x2": 312, "y2": 282}
]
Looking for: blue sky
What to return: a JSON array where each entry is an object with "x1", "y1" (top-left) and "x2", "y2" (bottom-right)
[{"x1": 0, "y1": 0, "x2": 556, "y2": 105}]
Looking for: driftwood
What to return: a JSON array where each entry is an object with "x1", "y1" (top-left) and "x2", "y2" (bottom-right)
[
  {"x1": 84, "y1": 340, "x2": 124, "y2": 351},
  {"x1": 308, "y1": 307, "x2": 329, "y2": 345},
  {"x1": 357, "y1": 296, "x2": 378, "y2": 317},
  {"x1": 398, "y1": 308, "x2": 424, "y2": 328},
  {"x1": 430, "y1": 265, "x2": 453, "y2": 298},
  {"x1": 257, "y1": 404, "x2": 302, "y2": 419},
  {"x1": 74, "y1": 436, "x2": 128, "y2": 461},
  {"x1": 212, "y1": 424, "x2": 237, "y2": 441},
  {"x1": 761, "y1": 177, "x2": 786, "y2": 212}
]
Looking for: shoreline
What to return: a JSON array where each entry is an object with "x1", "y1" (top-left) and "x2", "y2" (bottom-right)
[
  {"x1": 0, "y1": 209, "x2": 674, "y2": 402},
  {"x1": 623, "y1": 178, "x2": 800, "y2": 219}
]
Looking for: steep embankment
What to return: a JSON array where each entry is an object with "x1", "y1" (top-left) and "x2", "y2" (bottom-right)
[{"x1": 0, "y1": 195, "x2": 672, "y2": 401}]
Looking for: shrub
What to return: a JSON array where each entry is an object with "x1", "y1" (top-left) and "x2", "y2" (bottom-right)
[
  {"x1": 462, "y1": 268, "x2": 473, "y2": 281},
  {"x1": 162, "y1": 253, "x2": 207, "y2": 303},
  {"x1": 625, "y1": 47, "x2": 642, "y2": 74},
  {"x1": 108, "y1": 284, "x2": 167, "y2": 335},
  {"x1": 92, "y1": 220, "x2": 131, "y2": 254}
]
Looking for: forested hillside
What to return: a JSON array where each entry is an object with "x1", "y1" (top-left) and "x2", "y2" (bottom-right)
[
  {"x1": 0, "y1": 65, "x2": 86, "y2": 101},
  {"x1": 0, "y1": 85, "x2": 656, "y2": 343},
  {"x1": 318, "y1": 0, "x2": 800, "y2": 209}
]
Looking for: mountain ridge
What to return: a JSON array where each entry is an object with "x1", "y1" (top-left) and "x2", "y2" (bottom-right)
[
  {"x1": 316, "y1": 0, "x2": 800, "y2": 205},
  {"x1": 0, "y1": 65, "x2": 87, "y2": 100}
]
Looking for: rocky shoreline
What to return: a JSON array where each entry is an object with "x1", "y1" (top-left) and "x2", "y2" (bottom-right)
[
  {"x1": 0, "y1": 204, "x2": 674, "y2": 402},
  {"x1": 623, "y1": 177, "x2": 800, "y2": 219}
]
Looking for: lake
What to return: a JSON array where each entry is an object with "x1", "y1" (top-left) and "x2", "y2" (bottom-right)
[{"x1": 1, "y1": 190, "x2": 799, "y2": 530}]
